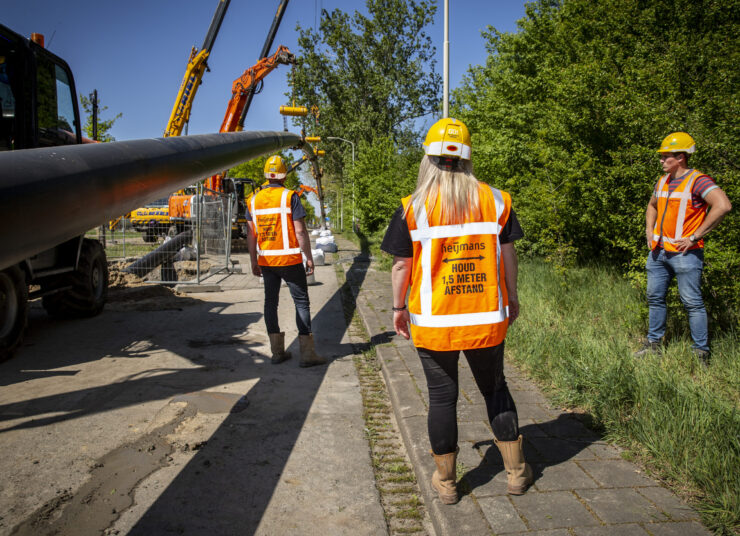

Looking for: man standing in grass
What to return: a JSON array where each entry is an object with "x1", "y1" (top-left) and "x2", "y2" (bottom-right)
[{"x1": 637, "y1": 132, "x2": 732, "y2": 363}]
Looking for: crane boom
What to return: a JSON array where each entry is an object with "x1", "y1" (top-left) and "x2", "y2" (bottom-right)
[
  {"x1": 218, "y1": 45, "x2": 295, "y2": 133},
  {"x1": 163, "y1": 0, "x2": 230, "y2": 137},
  {"x1": 205, "y1": 45, "x2": 295, "y2": 192}
]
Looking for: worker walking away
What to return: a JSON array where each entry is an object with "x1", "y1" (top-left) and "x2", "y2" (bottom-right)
[
  {"x1": 381, "y1": 118, "x2": 532, "y2": 504},
  {"x1": 636, "y1": 132, "x2": 732, "y2": 364},
  {"x1": 247, "y1": 155, "x2": 326, "y2": 367}
]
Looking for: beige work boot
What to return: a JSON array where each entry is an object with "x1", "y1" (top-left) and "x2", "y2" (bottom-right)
[
  {"x1": 430, "y1": 448, "x2": 458, "y2": 504},
  {"x1": 494, "y1": 435, "x2": 533, "y2": 495},
  {"x1": 268, "y1": 332, "x2": 291, "y2": 364},
  {"x1": 298, "y1": 333, "x2": 326, "y2": 367}
]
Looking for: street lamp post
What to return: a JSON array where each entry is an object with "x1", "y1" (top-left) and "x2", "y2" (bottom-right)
[{"x1": 326, "y1": 137, "x2": 355, "y2": 231}]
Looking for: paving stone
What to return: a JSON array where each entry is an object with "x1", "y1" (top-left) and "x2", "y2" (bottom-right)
[
  {"x1": 457, "y1": 441, "x2": 484, "y2": 470},
  {"x1": 537, "y1": 415, "x2": 600, "y2": 440},
  {"x1": 533, "y1": 462, "x2": 599, "y2": 491},
  {"x1": 510, "y1": 389, "x2": 549, "y2": 405},
  {"x1": 586, "y1": 442, "x2": 623, "y2": 460},
  {"x1": 642, "y1": 521, "x2": 711, "y2": 535},
  {"x1": 526, "y1": 530, "x2": 572, "y2": 536},
  {"x1": 510, "y1": 491, "x2": 600, "y2": 530},
  {"x1": 477, "y1": 496, "x2": 527, "y2": 533},
  {"x1": 461, "y1": 463, "x2": 509, "y2": 497},
  {"x1": 430, "y1": 492, "x2": 494, "y2": 536},
  {"x1": 577, "y1": 488, "x2": 668, "y2": 524},
  {"x1": 457, "y1": 402, "x2": 488, "y2": 423},
  {"x1": 528, "y1": 437, "x2": 597, "y2": 462},
  {"x1": 383, "y1": 371, "x2": 427, "y2": 419},
  {"x1": 573, "y1": 524, "x2": 650, "y2": 535},
  {"x1": 517, "y1": 403, "x2": 560, "y2": 421},
  {"x1": 520, "y1": 420, "x2": 549, "y2": 438},
  {"x1": 399, "y1": 414, "x2": 430, "y2": 454},
  {"x1": 457, "y1": 420, "x2": 493, "y2": 442},
  {"x1": 578, "y1": 459, "x2": 658, "y2": 487},
  {"x1": 637, "y1": 486, "x2": 699, "y2": 521}
]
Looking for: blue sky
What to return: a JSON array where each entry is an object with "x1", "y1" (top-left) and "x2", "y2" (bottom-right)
[{"x1": 3, "y1": 0, "x2": 527, "y2": 141}]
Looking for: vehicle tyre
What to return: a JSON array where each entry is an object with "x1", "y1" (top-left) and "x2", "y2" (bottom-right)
[
  {"x1": 0, "y1": 266, "x2": 28, "y2": 362},
  {"x1": 42, "y1": 239, "x2": 108, "y2": 319}
]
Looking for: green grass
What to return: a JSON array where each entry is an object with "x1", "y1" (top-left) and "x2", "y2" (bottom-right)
[{"x1": 507, "y1": 259, "x2": 739, "y2": 535}]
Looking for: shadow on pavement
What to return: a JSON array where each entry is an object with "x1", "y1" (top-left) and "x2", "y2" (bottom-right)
[
  {"x1": 128, "y1": 234, "x2": 373, "y2": 534},
  {"x1": 462, "y1": 414, "x2": 600, "y2": 495}
]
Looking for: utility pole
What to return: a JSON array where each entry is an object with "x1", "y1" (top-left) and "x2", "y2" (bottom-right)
[{"x1": 443, "y1": 0, "x2": 449, "y2": 118}]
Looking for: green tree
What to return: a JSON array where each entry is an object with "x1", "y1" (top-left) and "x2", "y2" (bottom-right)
[
  {"x1": 79, "y1": 94, "x2": 121, "y2": 142},
  {"x1": 290, "y1": 0, "x2": 441, "y2": 230},
  {"x1": 453, "y1": 0, "x2": 739, "y2": 326}
]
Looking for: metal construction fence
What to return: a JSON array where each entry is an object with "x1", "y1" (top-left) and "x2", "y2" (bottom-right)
[{"x1": 92, "y1": 185, "x2": 236, "y2": 285}]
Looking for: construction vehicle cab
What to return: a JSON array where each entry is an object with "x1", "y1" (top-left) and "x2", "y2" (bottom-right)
[
  {"x1": 0, "y1": 25, "x2": 82, "y2": 151},
  {"x1": 0, "y1": 23, "x2": 107, "y2": 361}
]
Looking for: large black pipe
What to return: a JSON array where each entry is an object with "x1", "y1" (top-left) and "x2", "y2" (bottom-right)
[
  {"x1": 124, "y1": 230, "x2": 193, "y2": 277},
  {"x1": 0, "y1": 130, "x2": 300, "y2": 271}
]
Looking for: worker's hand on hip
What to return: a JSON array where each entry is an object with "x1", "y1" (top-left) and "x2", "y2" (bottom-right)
[
  {"x1": 508, "y1": 298, "x2": 520, "y2": 326},
  {"x1": 394, "y1": 309, "x2": 411, "y2": 339},
  {"x1": 251, "y1": 261, "x2": 262, "y2": 277},
  {"x1": 305, "y1": 259, "x2": 314, "y2": 275},
  {"x1": 675, "y1": 237, "x2": 693, "y2": 253}
]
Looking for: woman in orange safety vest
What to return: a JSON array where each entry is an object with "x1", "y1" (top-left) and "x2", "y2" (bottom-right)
[{"x1": 381, "y1": 118, "x2": 532, "y2": 505}]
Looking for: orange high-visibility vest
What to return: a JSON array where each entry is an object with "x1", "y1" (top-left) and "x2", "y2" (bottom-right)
[
  {"x1": 652, "y1": 170, "x2": 707, "y2": 252},
  {"x1": 251, "y1": 186, "x2": 302, "y2": 266},
  {"x1": 402, "y1": 182, "x2": 512, "y2": 351}
]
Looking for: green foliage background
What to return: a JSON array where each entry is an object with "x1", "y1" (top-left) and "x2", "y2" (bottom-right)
[{"x1": 452, "y1": 0, "x2": 739, "y2": 328}]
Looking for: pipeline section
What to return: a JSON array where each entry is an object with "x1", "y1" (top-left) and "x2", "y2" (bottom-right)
[{"x1": 0, "y1": 130, "x2": 301, "y2": 271}]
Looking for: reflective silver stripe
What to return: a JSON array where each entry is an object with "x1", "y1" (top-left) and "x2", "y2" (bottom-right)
[
  {"x1": 253, "y1": 207, "x2": 288, "y2": 215},
  {"x1": 280, "y1": 189, "x2": 291, "y2": 252},
  {"x1": 410, "y1": 307, "x2": 509, "y2": 327},
  {"x1": 658, "y1": 171, "x2": 700, "y2": 241},
  {"x1": 409, "y1": 185, "x2": 507, "y2": 328},
  {"x1": 259, "y1": 248, "x2": 301, "y2": 256},
  {"x1": 410, "y1": 221, "x2": 501, "y2": 241},
  {"x1": 673, "y1": 171, "x2": 699, "y2": 239}
]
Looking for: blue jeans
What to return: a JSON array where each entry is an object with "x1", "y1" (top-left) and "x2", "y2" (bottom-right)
[
  {"x1": 646, "y1": 248, "x2": 709, "y2": 352},
  {"x1": 261, "y1": 263, "x2": 312, "y2": 335}
]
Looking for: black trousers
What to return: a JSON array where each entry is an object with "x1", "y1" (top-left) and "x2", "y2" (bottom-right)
[
  {"x1": 417, "y1": 343, "x2": 519, "y2": 455},
  {"x1": 261, "y1": 263, "x2": 311, "y2": 335}
]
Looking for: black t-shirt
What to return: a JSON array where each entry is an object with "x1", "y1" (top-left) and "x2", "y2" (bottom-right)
[{"x1": 380, "y1": 205, "x2": 524, "y2": 258}]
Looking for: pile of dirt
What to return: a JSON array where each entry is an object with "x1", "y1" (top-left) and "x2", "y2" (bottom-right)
[
  {"x1": 107, "y1": 285, "x2": 199, "y2": 311},
  {"x1": 108, "y1": 266, "x2": 144, "y2": 289}
]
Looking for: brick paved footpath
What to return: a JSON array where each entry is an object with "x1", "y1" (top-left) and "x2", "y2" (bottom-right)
[{"x1": 332, "y1": 235, "x2": 709, "y2": 536}]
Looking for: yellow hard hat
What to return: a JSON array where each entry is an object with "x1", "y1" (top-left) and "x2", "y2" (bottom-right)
[
  {"x1": 423, "y1": 118, "x2": 471, "y2": 160},
  {"x1": 657, "y1": 132, "x2": 696, "y2": 154},
  {"x1": 264, "y1": 155, "x2": 287, "y2": 179}
]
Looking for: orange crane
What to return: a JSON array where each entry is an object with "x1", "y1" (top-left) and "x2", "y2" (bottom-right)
[{"x1": 205, "y1": 44, "x2": 295, "y2": 193}]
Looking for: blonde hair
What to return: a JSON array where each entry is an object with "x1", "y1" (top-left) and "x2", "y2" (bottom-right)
[{"x1": 406, "y1": 156, "x2": 481, "y2": 225}]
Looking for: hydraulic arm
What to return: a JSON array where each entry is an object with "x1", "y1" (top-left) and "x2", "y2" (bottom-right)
[{"x1": 205, "y1": 45, "x2": 295, "y2": 193}]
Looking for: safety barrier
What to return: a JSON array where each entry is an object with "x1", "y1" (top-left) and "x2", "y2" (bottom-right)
[{"x1": 99, "y1": 184, "x2": 236, "y2": 285}]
